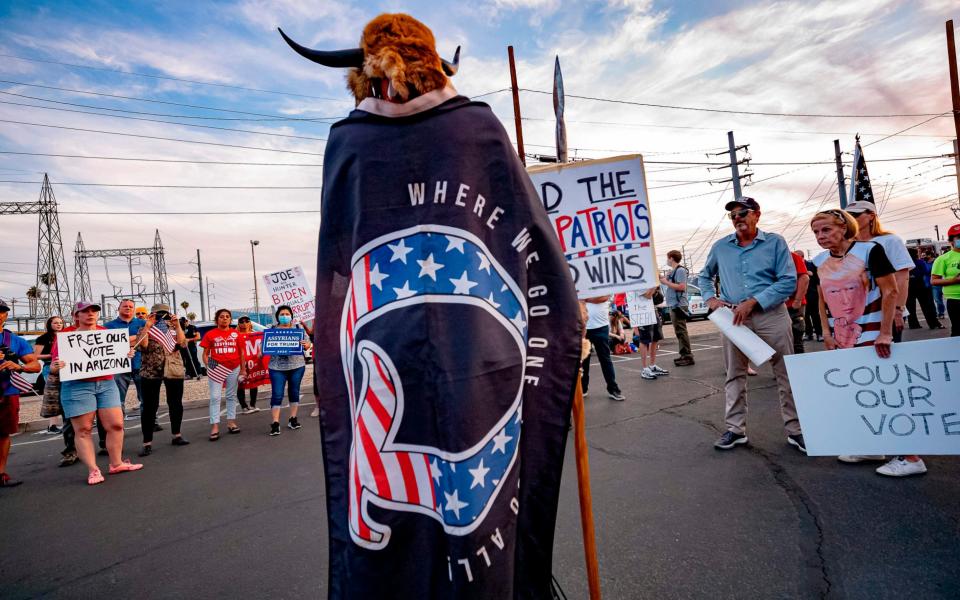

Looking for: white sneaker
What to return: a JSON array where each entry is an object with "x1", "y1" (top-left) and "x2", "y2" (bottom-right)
[
  {"x1": 837, "y1": 455, "x2": 886, "y2": 463},
  {"x1": 310, "y1": 407, "x2": 319, "y2": 418},
  {"x1": 241, "y1": 407, "x2": 256, "y2": 415},
  {"x1": 876, "y1": 457, "x2": 927, "y2": 477},
  {"x1": 641, "y1": 367, "x2": 657, "y2": 380},
  {"x1": 650, "y1": 365, "x2": 669, "y2": 376}
]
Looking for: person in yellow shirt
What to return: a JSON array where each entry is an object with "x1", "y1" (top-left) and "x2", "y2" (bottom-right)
[{"x1": 931, "y1": 223, "x2": 960, "y2": 337}]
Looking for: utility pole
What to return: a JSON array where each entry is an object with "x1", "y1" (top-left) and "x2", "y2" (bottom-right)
[
  {"x1": 948, "y1": 21, "x2": 960, "y2": 201},
  {"x1": 250, "y1": 240, "x2": 260, "y2": 324},
  {"x1": 935, "y1": 224, "x2": 941, "y2": 241},
  {"x1": 507, "y1": 46, "x2": 526, "y2": 165},
  {"x1": 196, "y1": 249, "x2": 206, "y2": 321},
  {"x1": 708, "y1": 132, "x2": 751, "y2": 200},
  {"x1": 833, "y1": 139, "x2": 848, "y2": 208}
]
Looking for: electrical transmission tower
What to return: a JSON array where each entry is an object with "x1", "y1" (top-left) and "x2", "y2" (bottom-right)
[
  {"x1": 73, "y1": 233, "x2": 92, "y2": 303},
  {"x1": 0, "y1": 173, "x2": 72, "y2": 319},
  {"x1": 74, "y1": 229, "x2": 172, "y2": 309}
]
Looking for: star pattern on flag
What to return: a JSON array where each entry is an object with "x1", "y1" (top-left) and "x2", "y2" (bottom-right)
[{"x1": 851, "y1": 140, "x2": 875, "y2": 206}]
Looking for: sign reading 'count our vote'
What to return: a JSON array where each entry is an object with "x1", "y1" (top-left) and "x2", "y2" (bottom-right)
[{"x1": 785, "y1": 337, "x2": 960, "y2": 456}]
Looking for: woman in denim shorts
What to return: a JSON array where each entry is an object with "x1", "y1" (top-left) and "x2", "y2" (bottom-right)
[{"x1": 53, "y1": 302, "x2": 143, "y2": 485}]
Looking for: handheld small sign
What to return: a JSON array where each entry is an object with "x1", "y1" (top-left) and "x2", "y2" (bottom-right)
[
  {"x1": 626, "y1": 291, "x2": 658, "y2": 327},
  {"x1": 57, "y1": 330, "x2": 130, "y2": 382},
  {"x1": 262, "y1": 328, "x2": 305, "y2": 356},
  {"x1": 785, "y1": 337, "x2": 960, "y2": 455},
  {"x1": 527, "y1": 154, "x2": 659, "y2": 298},
  {"x1": 262, "y1": 266, "x2": 315, "y2": 324}
]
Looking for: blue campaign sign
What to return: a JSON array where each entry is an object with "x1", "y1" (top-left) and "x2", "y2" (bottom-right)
[{"x1": 262, "y1": 328, "x2": 305, "y2": 356}]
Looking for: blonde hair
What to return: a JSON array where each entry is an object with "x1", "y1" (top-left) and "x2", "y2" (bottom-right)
[
  {"x1": 810, "y1": 209, "x2": 859, "y2": 239},
  {"x1": 865, "y1": 213, "x2": 893, "y2": 237}
]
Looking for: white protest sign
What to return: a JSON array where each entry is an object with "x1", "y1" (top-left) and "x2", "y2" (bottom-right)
[
  {"x1": 262, "y1": 266, "x2": 315, "y2": 324},
  {"x1": 527, "y1": 154, "x2": 658, "y2": 298},
  {"x1": 707, "y1": 307, "x2": 775, "y2": 366},
  {"x1": 785, "y1": 337, "x2": 960, "y2": 456},
  {"x1": 57, "y1": 330, "x2": 131, "y2": 382},
  {"x1": 626, "y1": 291, "x2": 658, "y2": 327}
]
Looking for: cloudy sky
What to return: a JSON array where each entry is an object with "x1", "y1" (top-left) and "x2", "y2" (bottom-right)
[{"x1": 0, "y1": 0, "x2": 957, "y2": 317}]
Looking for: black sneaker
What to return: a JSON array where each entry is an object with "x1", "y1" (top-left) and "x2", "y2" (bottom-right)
[
  {"x1": 138, "y1": 445, "x2": 152, "y2": 457},
  {"x1": 673, "y1": 356, "x2": 695, "y2": 366},
  {"x1": 59, "y1": 451, "x2": 79, "y2": 467},
  {"x1": 153, "y1": 423, "x2": 163, "y2": 432},
  {"x1": 714, "y1": 431, "x2": 748, "y2": 450},
  {"x1": 608, "y1": 390, "x2": 625, "y2": 402},
  {"x1": 288, "y1": 417, "x2": 302, "y2": 430},
  {"x1": 269, "y1": 422, "x2": 281, "y2": 436},
  {"x1": 172, "y1": 436, "x2": 190, "y2": 446},
  {"x1": 787, "y1": 434, "x2": 807, "y2": 454}
]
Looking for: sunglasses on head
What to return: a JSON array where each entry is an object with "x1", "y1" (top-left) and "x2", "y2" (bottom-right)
[{"x1": 728, "y1": 208, "x2": 753, "y2": 220}]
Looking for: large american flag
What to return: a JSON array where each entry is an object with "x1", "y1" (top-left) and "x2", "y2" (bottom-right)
[
  {"x1": 341, "y1": 226, "x2": 526, "y2": 550},
  {"x1": 850, "y1": 137, "x2": 875, "y2": 205},
  {"x1": 148, "y1": 325, "x2": 177, "y2": 353}
]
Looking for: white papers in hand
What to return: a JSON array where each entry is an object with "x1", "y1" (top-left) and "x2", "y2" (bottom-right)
[{"x1": 707, "y1": 306, "x2": 776, "y2": 366}]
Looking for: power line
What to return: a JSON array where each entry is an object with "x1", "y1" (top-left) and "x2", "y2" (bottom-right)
[
  {"x1": 0, "y1": 98, "x2": 331, "y2": 141},
  {"x1": 0, "y1": 150, "x2": 322, "y2": 167},
  {"x1": 0, "y1": 180, "x2": 320, "y2": 190},
  {"x1": 0, "y1": 54, "x2": 347, "y2": 103},
  {"x1": 0, "y1": 79, "x2": 335, "y2": 120},
  {"x1": 0, "y1": 89, "x2": 342, "y2": 122},
  {"x1": 519, "y1": 88, "x2": 948, "y2": 118},
  {"x1": 0, "y1": 118, "x2": 324, "y2": 155}
]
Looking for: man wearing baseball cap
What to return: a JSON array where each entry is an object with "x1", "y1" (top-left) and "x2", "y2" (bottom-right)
[
  {"x1": 698, "y1": 197, "x2": 805, "y2": 453},
  {"x1": 0, "y1": 299, "x2": 42, "y2": 487},
  {"x1": 932, "y1": 223, "x2": 960, "y2": 337}
]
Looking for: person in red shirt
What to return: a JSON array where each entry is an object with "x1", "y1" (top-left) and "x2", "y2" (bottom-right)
[
  {"x1": 51, "y1": 302, "x2": 143, "y2": 485},
  {"x1": 200, "y1": 308, "x2": 241, "y2": 440},
  {"x1": 786, "y1": 250, "x2": 811, "y2": 354}
]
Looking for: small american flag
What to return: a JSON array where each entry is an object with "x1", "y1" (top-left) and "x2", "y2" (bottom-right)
[
  {"x1": 148, "y1": 325, "x2": 177, "y2": 353},
  {"x1": 207, "y1": 363, "x2": 233, "y2": 386},
  {"x1": 10, "y1": 371, "x2": 35, "y2": 395}
]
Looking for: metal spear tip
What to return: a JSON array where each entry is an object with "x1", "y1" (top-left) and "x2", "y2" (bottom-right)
[{"x1": 277, "y1": 28, "x2": 365, "y2": 68}]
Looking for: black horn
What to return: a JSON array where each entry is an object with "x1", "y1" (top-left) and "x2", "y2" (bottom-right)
[
  {"x1": 441, "y1": 46, "x2": 460, "y2": 76},
  {"x1": 278, "y1": 28, "x2": 364, "y2": 68}
]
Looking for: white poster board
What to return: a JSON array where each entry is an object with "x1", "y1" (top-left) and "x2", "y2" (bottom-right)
[
  {"x1": 626, "y1": 291, "x2": 658, "y2": 327},
  {"x1": 262, "y1": 266, "x2": 315, "y2": 324},
  {"x1": 784, "y1": 337, "x2": 960, "y2": 456},
  {"x1": 56, "y1": 330, "x2": 131, "y2": 382},
  {"x1": 707, "y1": 307, "x2": 775, "y2": 366},
  {"x1": 527, "y1": 155, "x2": 658, "y2": 298}
]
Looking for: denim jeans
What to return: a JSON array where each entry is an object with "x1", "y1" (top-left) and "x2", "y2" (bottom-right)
[
  {"x1": 269, "y1": 366, "x2": 306, "y2": 407},
  {"x1": 114, "y1": 371, "x2": 143, "y2": 413},
  {"x1": 933, "y1": 285, "x2": 946, "y2": 316},
  {"x1": 208, "y1": 367, "x2": 239, "y2": 424}
]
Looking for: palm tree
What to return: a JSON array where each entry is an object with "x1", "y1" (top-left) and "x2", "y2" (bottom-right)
[
  {"x1": 26, "y1": 286, "x2": 40, "y2": 316},
  {"x1": 180, "y1": 300, "x2": 190, "y2": 312}
]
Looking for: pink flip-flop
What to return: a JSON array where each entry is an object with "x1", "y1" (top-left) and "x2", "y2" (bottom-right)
[
  {"x1": 108, "y1": 459, "x2": 144, "y2": 475},
  {"x1": 87, "y1": 469, "x2": 105, "y2": 485}
]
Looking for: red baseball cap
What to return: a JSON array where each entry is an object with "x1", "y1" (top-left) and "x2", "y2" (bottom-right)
[
  {"x1": 948, "y1": 224, "x2": 960, "y2": 239},
  {"x1": 72, "y1": 301, "x2": 101, "y2": 316}
]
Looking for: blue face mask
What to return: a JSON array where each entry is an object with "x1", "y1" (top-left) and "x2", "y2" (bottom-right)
[
  {"x1": 278, "y1": 315, "x2": 292, "y2": 325},
  {"x1": 954, "y1": 239, "x2": 960, "y2": 250}
]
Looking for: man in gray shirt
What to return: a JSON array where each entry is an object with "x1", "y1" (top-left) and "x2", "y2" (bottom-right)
[{"x1": 659, "y1": 249, "x2": 694, "y2": 366}]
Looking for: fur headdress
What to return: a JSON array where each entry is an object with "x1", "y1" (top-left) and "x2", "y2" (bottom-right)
[{"x1": 279, "y1": 13, "x2": 459, "y2": 105}]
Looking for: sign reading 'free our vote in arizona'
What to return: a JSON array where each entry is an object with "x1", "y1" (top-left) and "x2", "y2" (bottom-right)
[
  {"x1": 527, "y1": 155, "x2": 659, "y2": 298},
  {"x1": 56, "y1": 330, "x2": 131, "y2": 382},
  {"x1": 785, "y1": 337, "x2": 960, "y2": 455}
]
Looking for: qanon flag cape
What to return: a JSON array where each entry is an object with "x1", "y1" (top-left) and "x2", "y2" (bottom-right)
[{"x1": 314, "y1": 90, "x2": 582, "y2": 599}]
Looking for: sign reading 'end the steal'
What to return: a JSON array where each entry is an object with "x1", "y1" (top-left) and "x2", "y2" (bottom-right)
[
  {"x1": 56, "y1": 330, "x2": 131, "y2": 382},
  {"x1": 785, "y1": 337, "x2": 960, "y2": 455}
]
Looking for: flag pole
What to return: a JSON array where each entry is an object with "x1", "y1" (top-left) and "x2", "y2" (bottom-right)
[
  {"x1": 507, "y1": 46, "x2": 526, "y2": 165},
  {"x1": 557, "y1": 53, "x2": 601, "y2": 599},
  {"x1": 572, "y1": 373, "x2": 601, "y2": 600}
]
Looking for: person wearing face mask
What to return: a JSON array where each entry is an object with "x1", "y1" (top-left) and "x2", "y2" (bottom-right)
[
  {"x1": 932, "y1": 223, "x2": 960, "y2": 336},
  {"x1": 135, "y1": 304, "x2": 190, "y2": 456},
  {"x1": 659, "y1": 249, "x2": 694, "y2": 366},
  {"x1": 266, "y1": 305, "x2": 312, "y2": 436}
]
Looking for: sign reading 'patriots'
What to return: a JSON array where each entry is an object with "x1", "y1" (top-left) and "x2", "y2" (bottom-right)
[
  {"x1": 314, "y1": 94, "x2": 581, "y2": 599},
  {"x1": 527, "y1": 154, "x2": 660, "y2": 297}
]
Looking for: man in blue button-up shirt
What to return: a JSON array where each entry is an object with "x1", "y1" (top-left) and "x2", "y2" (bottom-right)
[{"x1": 698, "y1": 197, "x2": 805, "y2": 454}]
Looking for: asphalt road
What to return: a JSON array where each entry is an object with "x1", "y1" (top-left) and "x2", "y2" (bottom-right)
[{"x1": 2, "y1": 327, "x2": 958, "y2": 599}]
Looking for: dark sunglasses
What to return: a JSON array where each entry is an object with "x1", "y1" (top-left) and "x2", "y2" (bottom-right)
[
  {"x1": 728, "y1": 208, "x2": 753, "y2": 220},
  {"x1": 237, "y1": 318, "x2": 251, "y2": 324}
]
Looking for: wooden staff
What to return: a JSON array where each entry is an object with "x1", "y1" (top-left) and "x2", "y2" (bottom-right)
[{"x1": 572, "y1": 372, "x2": 601, "y2": 599}]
